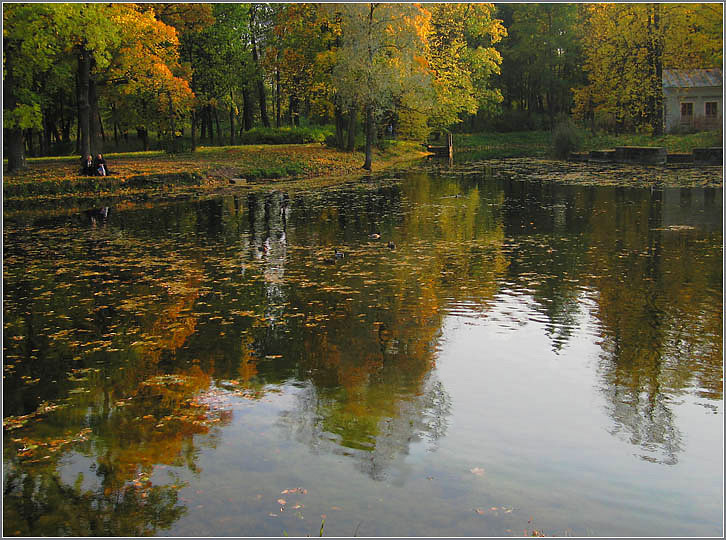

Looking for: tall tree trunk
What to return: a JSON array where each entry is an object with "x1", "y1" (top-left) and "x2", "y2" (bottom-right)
[
  {"x1": 242, "y1": 87, "x2": 253, "y2": 131},
  {"x1": 250, "y1": 10, "x2": 270, "y2": 129},
  {"x1": 167, "y1": 90, "x2": 175, "y2": 145},
  {"x1": 111, "y1": 104, "x2": 118, "y2": 148},
  {"x1": 98, "y1": 111, "x2": 105, "y2": 143},
  {"x1": 256, "y1": 74, "x2": 269, "y2": 128},
  {"x1": 207, "y1": 105, "x2": 214, "y2": 143},
  {"x1": 650, "y1": 4, "x2": 664, "y2": 136},
  {"x1": 229, "y1": 101, "x2": 235, "y2": 146},
  {"x1": 2, "y1": 45, "x2": 24, "y2": 168},
  {"x1": 137, "y1": 127, "x2": 149, "y2": 151},
  {"x1": 42, "y1": 111, "x2": 51, "y2": 156},
  {"x1": 4, "y1": 128, "x2": 26, "y2": 172},
  {"x1": 346, "y1": 104, "x2": 356, "y2": 151},
  {"x1": 214, "y1": 106, "x2": 222, "y2": 143},
  {"x1": 25, "y1": 129, "x2": 35, "y2": 157},
  {"x1": 89, "y1": 68, "x2": 103, "y2": 155},
  {"x1": 78, "y1": 45, "x2": 91, "y2": 159},
  {"x1": 363, "y1": 103, "x2": 373, "y2": 170},
  {"x1": 61, "y1": 90, "x2": 71, "y2": 143},
  {"x1": 200, "y1": 107, "x2": 206, "y2": 140},
  {"x1": 275, "y1": 67, "x2": 281, "y2": 128},
  {"x1": 362, "y1": 3, "x2": 375, "y2": 170},
  {"x1": 334, "y1": 101, "x2": 345, "y2": 150},
  {"x1": 191, "y1": 110, "x2": 197, "y2": 152}
]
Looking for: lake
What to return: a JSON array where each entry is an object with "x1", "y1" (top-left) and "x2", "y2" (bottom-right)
[{"x1": 3, "y1": 168, "x2": 723, "y2": 536}]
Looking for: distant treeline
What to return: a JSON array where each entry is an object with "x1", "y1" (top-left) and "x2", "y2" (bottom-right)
[{"x1": 3, "y1": 3, "x2": 722, "y2": 171}]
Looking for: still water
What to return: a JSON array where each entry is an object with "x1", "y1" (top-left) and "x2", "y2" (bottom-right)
[{"x1": 3, "y1": 171, "x2": 723, "y2": 536}]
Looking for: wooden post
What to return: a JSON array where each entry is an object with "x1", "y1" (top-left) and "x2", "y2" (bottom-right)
[{"x1": 447, "y1": 132, "x2": 453, "y2": 166}]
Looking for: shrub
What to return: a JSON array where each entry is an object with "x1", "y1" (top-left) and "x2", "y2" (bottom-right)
[
  {"x1": 237, "y1": 126, "x2": 333, "y2": 145},
  {"x1": 324, "y1": 133, "x2": 339, "y2": 148},
  {"x1": 245, "y1": 162, "x2": 306, "y2": 180},
  {"x1": 551, "y1": 119, "x2": 583, "y2": 159}
]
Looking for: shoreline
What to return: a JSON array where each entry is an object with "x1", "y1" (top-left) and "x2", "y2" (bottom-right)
[
  {"x1": 4, "y1": 147, "x2": 722, "y2": 216},
  {"x1": 3, "y1": 143, "x2": 429, "y2": 210}
]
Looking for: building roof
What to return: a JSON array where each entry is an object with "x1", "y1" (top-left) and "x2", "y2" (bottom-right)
[{"x1": 663, "y1": 68, "x2": 722, "y2": 88}]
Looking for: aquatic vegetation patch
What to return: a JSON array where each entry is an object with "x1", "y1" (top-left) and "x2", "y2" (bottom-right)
[{"x1": 431, "y1": 157, "x2": 723, "y2": 187}]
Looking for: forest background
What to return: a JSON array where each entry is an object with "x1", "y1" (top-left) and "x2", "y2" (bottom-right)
[{"x1": 3, "y1": 3, "x2": 723, "y2": 173}]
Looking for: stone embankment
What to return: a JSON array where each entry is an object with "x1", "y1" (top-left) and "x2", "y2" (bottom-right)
[{"x1": 571, "y1": 146, "x2": 722, "y2": 165}]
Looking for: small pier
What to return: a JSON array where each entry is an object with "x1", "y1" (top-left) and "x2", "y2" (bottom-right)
[{"x1": 426, "y1": 133, "x2": 453, "y2": 160}]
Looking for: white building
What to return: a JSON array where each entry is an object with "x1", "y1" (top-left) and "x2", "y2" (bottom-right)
[{"x1": 662, "y1": 68, "x2": 722, "y2": 133}]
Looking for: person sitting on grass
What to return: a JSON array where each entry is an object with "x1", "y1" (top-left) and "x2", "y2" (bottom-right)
[
  {"x1": 80, "y1": 155, "x2": 94, "y2": 175},
  {"x1": 93, "y1": 153, "x2": 108, "y2": 176}
]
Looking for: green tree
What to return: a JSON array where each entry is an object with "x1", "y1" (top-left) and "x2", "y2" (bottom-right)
[
  {"x1": 3, "y1": 4, "x2": 68, "y2": 171},
  {"x1": 495, "y1": 3, "x2": 584, "y2": 130}
]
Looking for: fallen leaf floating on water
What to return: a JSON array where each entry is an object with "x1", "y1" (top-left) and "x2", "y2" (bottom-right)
[
  {"x1": 470, "y1": 467, "x2": 485, "y2": 476},
  {"x1": 277, "y1": 498, "x2": 286, "y2": 505},
  {"x1": 282, "y1": 487, "x2": 308, "y2": 495}
]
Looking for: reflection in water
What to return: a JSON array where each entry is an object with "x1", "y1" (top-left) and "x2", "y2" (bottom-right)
[
  {"x1": 278, "y1": 374, "x2": 451, "y2": 482},
  {"x1": 3, "y1": 172, "x2": 722, "y2": 535},
  {"x1": 583, "y1": 187, "x2": 722, "y2": 464}
]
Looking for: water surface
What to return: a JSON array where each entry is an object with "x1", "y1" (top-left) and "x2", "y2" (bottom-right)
[{"x1": 3, "y1": 171, "x2": 723, "y2": 536}]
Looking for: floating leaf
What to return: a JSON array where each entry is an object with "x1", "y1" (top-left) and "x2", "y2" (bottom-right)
[{"x1": 470, "y1": 467, "x2": 485, "y2": 476}]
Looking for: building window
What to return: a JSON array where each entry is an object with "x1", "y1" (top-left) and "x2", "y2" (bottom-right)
[
  {"x1": 705, "y1": 102, "x2": 718, "y2": 117},
  {"x1": 680, "y1": 102, "x2": 693, "y2": 122}
]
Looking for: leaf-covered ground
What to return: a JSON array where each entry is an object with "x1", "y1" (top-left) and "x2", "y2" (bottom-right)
[{"x1": 3, "y1": 142, "x2": 427, "y2": 202}]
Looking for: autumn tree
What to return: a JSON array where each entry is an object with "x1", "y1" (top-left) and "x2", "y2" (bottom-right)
[
  {"x1": 574, "y1": 3, "x2": 723, "y2": 134},
  {"x1": 104, "y1": 6, "x2": 194, "y2": 152},
  {"x1": 332, "y1": 3, "x2": 432, "y2": 169},
  {"x1": 249, "y1": 3, "x2": 272, "y2": 128},
  {"x1": 142, "y1": 3, "x2": 213, "y2": 151},
  {"x1": 425, "y1": 4, "x2": 506, "y2": 133},
  {"x1": 264, "y1": 4, "x2": 327, "y2": 128}
]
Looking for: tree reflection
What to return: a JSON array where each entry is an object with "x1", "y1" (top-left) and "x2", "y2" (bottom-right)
[
  {"x1": 3, "y1": 172, "x2": 722, "y2": 535},
  {"x1": 585, "y1": 186, "x2": 722, "y2": 464},
  {"x1": 3, "y1": 465, "x2": 185, "y2": 536},
  {"x1": 257, "y1": 177, "x2": 504, "y2": 479},
  {"x1": 3, "y1": 224, "x2": 231, "y2": 536}
]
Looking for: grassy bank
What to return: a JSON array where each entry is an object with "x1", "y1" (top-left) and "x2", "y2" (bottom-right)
[
  {"x1": 454, "y1": 130, "x2": 723, "y2": 160},
  {"x1": 3, "y1": 141, "x2": 426, "y2": 202}
]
